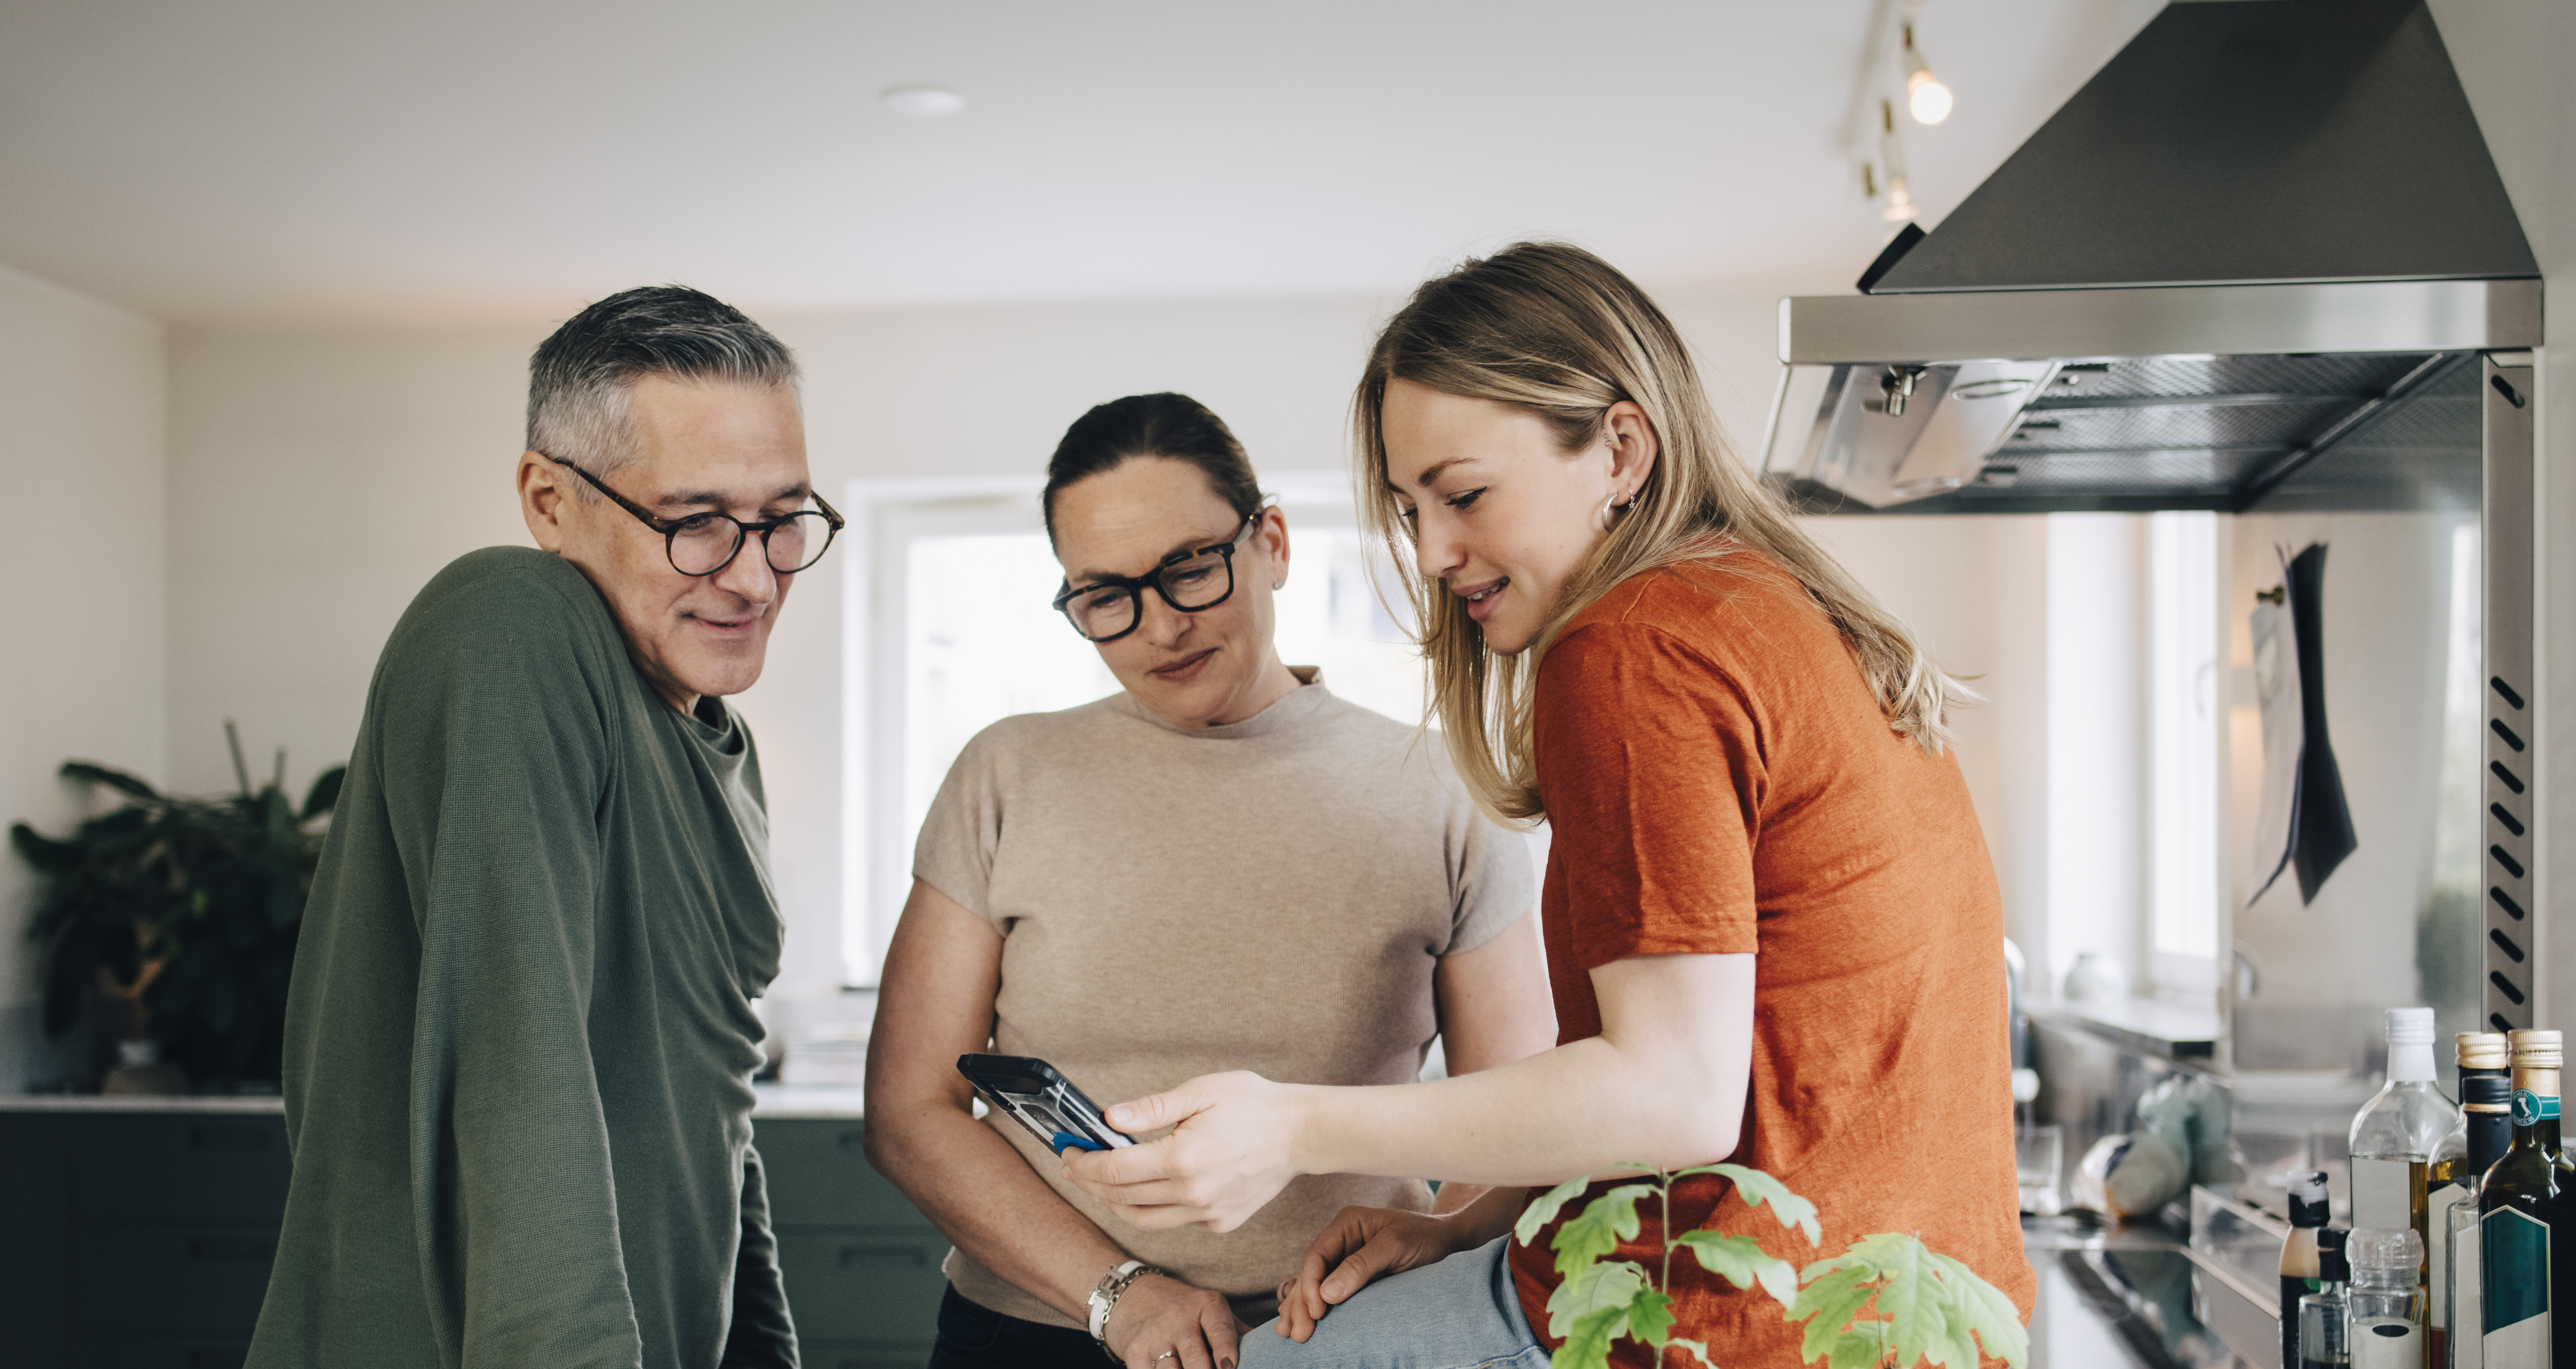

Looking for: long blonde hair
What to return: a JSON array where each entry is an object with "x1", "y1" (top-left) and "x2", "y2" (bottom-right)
[{"x1": 1354, "y1": 241, "x2": 1971, "y2": 823}]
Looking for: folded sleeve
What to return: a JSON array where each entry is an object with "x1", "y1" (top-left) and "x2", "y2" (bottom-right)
[
  {"x1": 375, "y1": 577, "x2": 646, "y2": 1367},
  {"x1": 1532, "y1": 622, "x2": 1765, "y2": 967},
  {"x1": 719, "y1": 1144, "x2": 798, "y2": 1369},
  {"x1": 911, "y1": 723, "x2": 1007, "y2": 922},
  {"x1": 1441, "y1": 770, "x2": 1539, "y2": 957}
]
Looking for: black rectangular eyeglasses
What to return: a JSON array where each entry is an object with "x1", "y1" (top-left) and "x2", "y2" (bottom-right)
[{"x1": 1050, "y1": 514, "x2": 1258, "y2": 643}]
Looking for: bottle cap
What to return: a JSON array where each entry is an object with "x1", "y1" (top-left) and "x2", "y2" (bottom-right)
[
  {"x1": 2318, "y1": 1227, "x2": 2351, "y2": 1283},
  {"x1": 2348, "y1": 1228, "x2": 2422, "y2": 1286},
  {"x1": 2465, "y1": 1074, "x2": 2513, "y2": 1109},
  {"x1": 2461, "y1": 1032, "x2": 2512, "y2": 1070},
  {"x1": 2385, "y1": 1007, "x2": 2435, "y2": 1046},
  {"x1": 2285, "y1": 1170, "x2": 2331, "y2": 1227},
  {"x1": 2510, "y1": 1028, "x2": 2564, "y2": 1069}
]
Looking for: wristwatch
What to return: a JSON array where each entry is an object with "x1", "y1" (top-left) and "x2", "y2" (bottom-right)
[{"x1": 1087, "y1": 1258, "x2": 1161, "y2": 1356}]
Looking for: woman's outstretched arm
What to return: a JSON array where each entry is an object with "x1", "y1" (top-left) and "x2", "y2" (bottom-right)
[{"x1": 1063, "y1": 950, "x2": 1754, "y2": 1233}]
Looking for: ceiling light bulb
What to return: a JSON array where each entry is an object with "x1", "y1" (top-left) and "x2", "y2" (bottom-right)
[
  {"x1": 882, "y1": 85, "x2": 965, "y2": 119},
  {"x1": 1901, "y1": 24, "x2": 1951, "y2": 125},
  {"x1": 1883, "y1": 176, "x2": 1918, "y2": 224}
]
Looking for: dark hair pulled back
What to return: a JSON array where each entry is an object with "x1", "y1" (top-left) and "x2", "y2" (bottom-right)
[{"x1": 1042, "y1": 393, "x2": 1262, "y2": 545}]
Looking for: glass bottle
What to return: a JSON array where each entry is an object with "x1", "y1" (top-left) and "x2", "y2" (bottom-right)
[
  {"x1": 2351, "y1": 1228, "x2": 2427, "y2": 1369},
  {"x1": 2433, "y1": 1033, "x2": 2513, "y2": 1368},
  {"x1": 2287, "y1": 1170, "x2": 2334, "y2": 1368},
  {"x1": 2479, "y1": 1028, "x2": 2572, "y2": 1367},
  {"x1": 2446, "y1": 1074, "x2": 2513, "y2": 1369},
  {"x1": 2353, "y1": 1008, "x2": 2456, "y2": 1250},
  {"x1": 2304, "y1": 1229, "x2": 2353, "y2": 1369}
]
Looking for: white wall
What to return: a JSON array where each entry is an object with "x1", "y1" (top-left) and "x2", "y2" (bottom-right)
[
  {"x1": 0, "y1": 263, "x2": 165, "y2": 1089},
  {"x1": 156, "y1": 284, "x2": 2053, "y2": 1018},
  {"x1": 2430, "y1": 0, "x2": 2576, "y2": 1029}
]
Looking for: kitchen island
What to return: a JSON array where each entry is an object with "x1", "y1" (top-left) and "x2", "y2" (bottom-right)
[{"x1": 0, "y1": 1086, "x2": 934, "y2": 1369}]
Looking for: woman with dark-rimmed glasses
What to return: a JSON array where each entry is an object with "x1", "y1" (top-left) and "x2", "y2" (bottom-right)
[{"x1": 863, "y1": 392, "x2": 1556, "y2": 1369}]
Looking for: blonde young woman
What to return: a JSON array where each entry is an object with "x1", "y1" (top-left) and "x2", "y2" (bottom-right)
[{"x1": 1063, "y1": 246, "x2": 2034, "y2": 1367}]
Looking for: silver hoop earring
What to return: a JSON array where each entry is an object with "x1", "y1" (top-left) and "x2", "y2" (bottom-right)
[
  {"x1": 1272, "y1": 579, "x2": 1285, "y2": 590},
  {"x1": 1599, "y1": 494, "x2": 1628, "y2": 532}
]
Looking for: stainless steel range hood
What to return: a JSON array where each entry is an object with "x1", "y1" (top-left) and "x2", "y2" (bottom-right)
[{"x1": 1760, "y1": 0, "x2": 2541, "y2": 513}]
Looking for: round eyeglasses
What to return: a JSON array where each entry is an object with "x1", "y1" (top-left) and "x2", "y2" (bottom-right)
[
  {"x1": 1051, "y1": 514, "x2": 1259, "y2": 643},
  {"x1": 539, "y1": 451, "x2": 844, "y2": 576}
]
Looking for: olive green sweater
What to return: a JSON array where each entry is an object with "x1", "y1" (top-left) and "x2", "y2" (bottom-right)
[{"x1": 248, "y1": 547, "x2": 795, "y2": 1369}]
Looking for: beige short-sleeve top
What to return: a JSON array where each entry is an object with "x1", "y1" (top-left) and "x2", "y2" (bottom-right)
[{"x1": 913, "y1": 673, "x2": 1535, "y2": 1328}]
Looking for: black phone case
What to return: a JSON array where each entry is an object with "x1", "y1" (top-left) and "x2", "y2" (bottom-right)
[{"x1": 955, "y1": 1053, "x2": 1134, "y2": 1154}]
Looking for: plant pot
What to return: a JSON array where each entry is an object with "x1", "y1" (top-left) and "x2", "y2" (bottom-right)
[{"x1": 99, "y1": 1038, "x2": 188, "y2": 1095}]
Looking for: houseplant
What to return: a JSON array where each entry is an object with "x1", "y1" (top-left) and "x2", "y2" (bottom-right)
[
  {"x1": 10, "y1": 723, "x2": 343, "y2": 1089},
  {"x1": 1517, "y1": 1163, "x2": 2028, "y2": 1369}
]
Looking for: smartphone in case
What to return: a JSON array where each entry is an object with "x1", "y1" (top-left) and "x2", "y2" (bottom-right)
[{"x1": 955, "y1": 1053, "x2": 1135, "y2": 1154}]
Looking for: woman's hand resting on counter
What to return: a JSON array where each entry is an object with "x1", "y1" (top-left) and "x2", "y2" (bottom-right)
[
  {"x1": 1103, "y1": 1272, "x2": 1248, "y2": 1369},
  {"x1": 1063, "y1": 1070, "x2": 1308, "y2": 1233}
]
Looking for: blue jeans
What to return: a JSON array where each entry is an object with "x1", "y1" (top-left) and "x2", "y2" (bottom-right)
[{"x1": 1236, "y1": 1237, "x2": 1547, "y2": 1369}]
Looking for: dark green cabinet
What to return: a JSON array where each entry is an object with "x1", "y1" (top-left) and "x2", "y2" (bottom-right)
[
  {"x1": 0, "y1": 1111, "x2": 286, "y2": 1369},
  {"x1": 0, "y1": 1109, "x2": 941, "y2": 1369},
  {"x1": 760, "y1": 1118, "x2": 946, "y2": 1363}
]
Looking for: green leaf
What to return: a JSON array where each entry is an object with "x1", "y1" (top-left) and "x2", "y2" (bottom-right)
[
  {"x1": 1545, "y1": 1259, "x2": 1649, "y2": 1341},
  {"x1": 1930, "y1": 1250, "x2": 2030, "y2": 1368},
  {"x1": 1672, "y1": 1163, "x2": 1823, "y2": 1246},
  {"x1": 1624, "y1": 1283, "x2": 1677, "y2": 1348},
  {"x1": 1673, "y1": 1229, "x2": 1801, "y2": 1306},
  {"x1": 1550, "y1": 1183, "x2": 1655, "y2": 1283},
  {"x1": 301, "y1": 766, "x2": 345, "y2": 822},
  {"x1": 59, "y1": 761, "x2": 158, "y2": 800},
  {"x1": 9, "y1": 822, "x2": 82, "y2": 875},
  {"x1": 1551, "y1": 1304, "x2": 1626, "y2": 1369},
  {"x1": 1822, "y1": 1318, "x2": 1895, "y2": 1369},
  {"x1": 1517, "y1": 1172, "x2": 1604, "y2": 1247},
  {"x1": 1668, "y1": 1338, "x2": 1718, "y2": 1368},
  {"x1": 1789, "y1": 1258, "x2": 1881, "y2": 1365}
]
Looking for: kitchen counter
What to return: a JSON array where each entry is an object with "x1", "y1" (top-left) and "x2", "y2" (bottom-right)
[
  {"x1": 2024, "y1": 1215, "x2": 2265, "y2": 1369},
  {"x1": 0, "y1": 1081, "x2": 864, "y2": 1117}
]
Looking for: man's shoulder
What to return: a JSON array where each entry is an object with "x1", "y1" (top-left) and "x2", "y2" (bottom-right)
[{"x1": 390, "y1": 548, "x2": 614, "y2": 656}]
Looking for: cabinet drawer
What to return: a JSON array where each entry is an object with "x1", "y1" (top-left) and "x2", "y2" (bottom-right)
[
  {"x1": 70, "y1": 1115, "x2": 292, "y2": 1223},
  {"x1": 755, "y1": 1120, "x2": 933, "y2": 1230},
  {"x1": 776, "y1": 1229, "x2": 949, "y2": 1344},
  {"x1": 798, "y1": 1338, "x2": 934, "y2": 1369},
  {"x1": 72, "y1": 1224, "x2": 276, "y2": 1334},
  {"x1": 70, "y1": 1335, "x2": 251, "y2": 1369}
]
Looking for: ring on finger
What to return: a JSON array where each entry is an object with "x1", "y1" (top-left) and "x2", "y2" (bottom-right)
[{"x1": 1154, "y1": 1353, "x2": 1176, "y2": 1363}]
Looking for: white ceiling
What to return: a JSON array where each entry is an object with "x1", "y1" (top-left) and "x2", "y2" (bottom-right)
[{"x1": 0, "y1": 0, "x2": 2156, "y2": 323}]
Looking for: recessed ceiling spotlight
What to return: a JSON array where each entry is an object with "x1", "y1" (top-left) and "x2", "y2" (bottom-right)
[{"x1": 882, "y1": 85, "x2": 965, "y2": 119}]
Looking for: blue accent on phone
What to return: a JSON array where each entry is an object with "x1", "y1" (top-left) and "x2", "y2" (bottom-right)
[{"x1": 1051, "y1": 1132, "x2": 1106, "y2": 1154}]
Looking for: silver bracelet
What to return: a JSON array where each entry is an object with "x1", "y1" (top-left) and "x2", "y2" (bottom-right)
[{"x1": 1087, "y1": 1259, "x2": 1162, "y2": 1357}]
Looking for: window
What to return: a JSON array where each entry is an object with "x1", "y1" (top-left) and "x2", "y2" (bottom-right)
[
  {"x1": 2148, "y1": 511, "x2": 2222, "y2": 978},
  {"x1": 840, "y1": 476, "x2": 1422, "y2": 983}
]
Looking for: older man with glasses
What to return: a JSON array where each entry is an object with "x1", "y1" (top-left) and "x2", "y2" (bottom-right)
[{"x1": 248, "y1": 287, "x2": 831, "y2": 1369}]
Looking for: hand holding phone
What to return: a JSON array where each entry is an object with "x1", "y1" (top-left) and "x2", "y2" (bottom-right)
[{"x1": 956, "y1": 1053, "x2": 1134, "y2": 1155}]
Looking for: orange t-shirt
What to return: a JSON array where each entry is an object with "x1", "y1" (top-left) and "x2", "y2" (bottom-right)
[{"x1": 1506, "y1": 552, "x2": 2034, "y2": 1367}]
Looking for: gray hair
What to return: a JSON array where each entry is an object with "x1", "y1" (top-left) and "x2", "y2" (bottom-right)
[{"x1": 526, "y1": 285, "x2": 800, "y2": 494}]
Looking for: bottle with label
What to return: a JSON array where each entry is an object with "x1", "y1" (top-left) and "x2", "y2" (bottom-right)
[
  {"x1": 2480, "y1": 1029, "x2": 2572, "y2": 1366},
  {"x1": 2354, "y1": 1009, "x2": 2457, "y2": 1252},
  {"x1": 2288, "y1": 1170, "x2": 2335, "y2": 1368},
  {"x1": 2351, "y1": 1228, "x2": 2427, "y2": 1369},
  {"x1": 2433, "y1": 1033, "x2": 2515, "y2": 1367},
  {"x1": 2446, "y1": 1074, "x2": 2513, "y2": 1369},
  {"x1": 2306, "y1": 1229, "x2": 2354, "y2": 1369}
]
